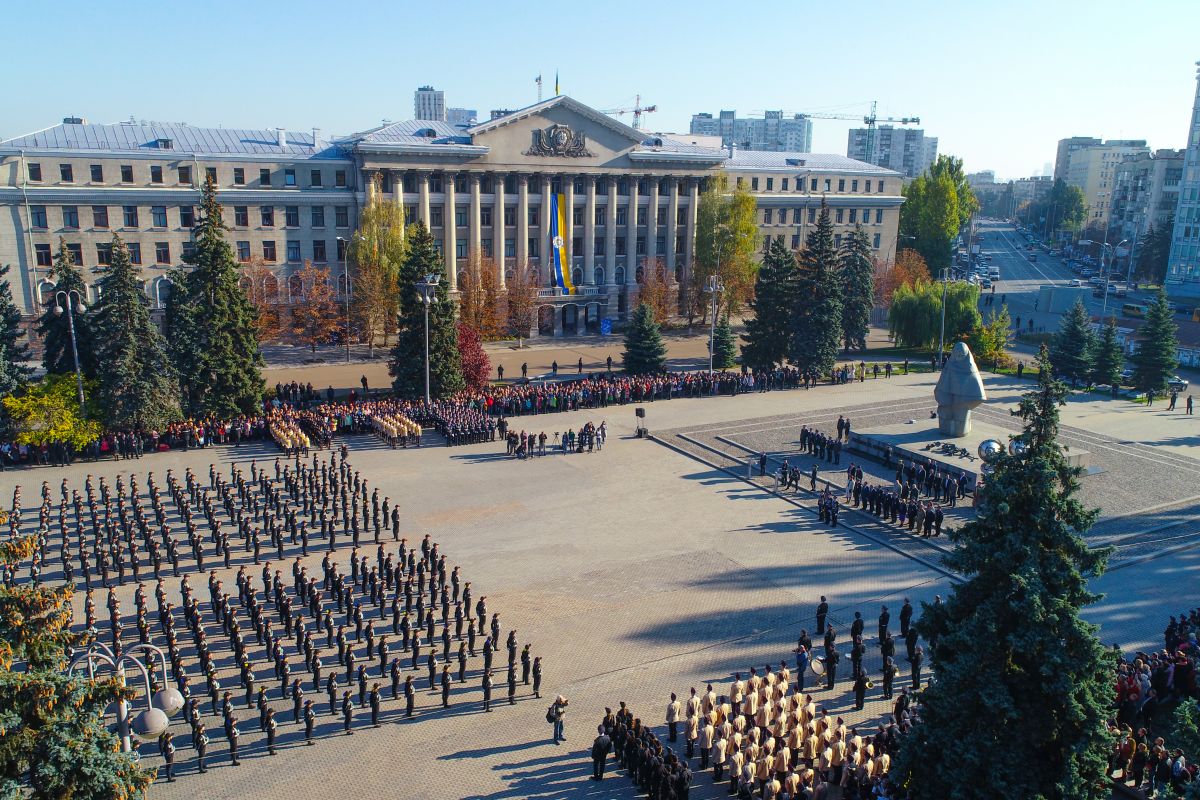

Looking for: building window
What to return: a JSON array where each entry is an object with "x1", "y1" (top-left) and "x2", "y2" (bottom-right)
[
  {"x1": 180, "y1": 206, "x2": 195, "y2": 228},
  {"x1": 284, "y1": 169, "x2": 296, "y2": 187},
  {"x1": 454, "y1": 208, "x2": 467, "y2": 228},
  {"x1": 877, "y1": 181, "x2": 885, "y2": 193},
  {"x1": 656, "y1": 235, "x2": 666, "y2": 253},
  {"x1": 849, "y1": 209, "x2": 857, "y2": 224},
  {"x1": 766, "y1": 178, "x2": 774, "y2": 191},
  {"x1": 261, "y1": 206, "x2": 275, "y2": 227},
  {"x1": 182, "y1": 242, "x2": 196, "y2": 261},
  {"x1": 287, "y1": 241, "x2": 301, "y2": 262},
  {"x1": 481, "y1": 208, "x2": 492, "y2": 227},
  {"x1": 237, "y1": 241, "x2": 251, "y2": 262},
  {"x1": 63, "y1": 206, "x2": 79, "y2": 229},
  {"x1": 335, "y1": 206, "x2": 349, "y2": 228},
  {"x1": 311, "y1": 206, "x2": 325, "y2": 227},
  {"x1": 178, "y1": 166, "x2": 192, "y2": 185},
  {"x1": 430, "y1": 207, "x2": 443, "y2": 227},
  {"x1": 792, "y1": 234, "x2": 801, "y2": 249},
  {"x1": 234, "y1": 206, "x2": 248, "y2": 227},
  {"x1": 810, "y1": 178, "x2": 818, "y2": 191},
  {"x1": 234, "y1": 167, "x2": 245, "y2": 185},
  {"x1": 123, "y1": 206, "x2": 139, "y2": 227},
  {"x1": 834, "y1": 234, "x2": 842, "y2": 248},
  {"x1": 864, "y1": 180, "x2": 872, "y2": 192},
  {"x1": 310, "y1": 169, "x2": 323, "y2": 187},
  {"x1": 528, "y1": 238, "x2": 539, "y2": 258},
  {"x1": 92, "y1": 206, "x2": 109, "y2": 228},
  {"x1": 572, "y1": 236, "x2": 583, "y2": 255},
  {"x1": 837, "y1": 179, "x2": 845, "y2": 192},
  {"x1": 127, "y1": 243, "x2": 142, "y2": 264},
  {"x1": 205, "y1": 167, "x2": 217, "y2": 184},
  {"x1": 572, "y1": 207, "x2": 584, "y2": 226},
  {"x1": 150, "y1": 165, "x2": 163, "y2": 184},
  {"x1": 96, "y1": 243, "x2": 112, "y2": 265},
  {"x1": 835, "y1": 209, "x2": 844, "y2": 224},
  {"x1": 285, "y1": 206, "x2": 299, "y2": 227},
  {"x1": 89, "y1": 164, "x2": 103, "y2": 182},
  {"x1": 335, "y1": 170, "x2": 347, "y2": 188},
  {"x1": 616, "y1": 207, "x2": 627, "y2": 226},
  {"x1": 27, "y1": 163, "x2": 42, "y2": 182},
  {"x1": 150, "y1": 206, "x2": 167, "y2": 227},
  {"x1": 876, "y1": 209, "x2": 883, "y2": 224},
  {"x1": 482, "y1": 238, "x2": 493, "y2": 257},
  {"x1": 66, "y1": 243, "x2": 83, "y2": 265},
  {"x1": 636, "y1": 236, "x2": 646, "y2": 255},
  {"x1": 528, "y1": 208, "x2": 539, "y2": 226},
  {"x1": 851, "y1": 179, "x2": 859, "y2": 192},
  {"x1": 35, "y1": 244, "x2": 52, "y2": 266},
  {"x1": 155, "y1": 242, "x2": 171, "y2": 264},
  {"x1": 312, "y1": 240, "x2": 327, "y2": 262},
  {"x1": 808, "y1": 208, "x2": 816, "y2": 224},
  {"x1": 120, "y1": 165, "x2": 134, "y2": 183},
  {"x1": 504, "y1": 207, "x2": 515, "y2": 227},
  {"x1": 595, "y1": 238, "x2": 605, "y2": 256},
  {"x1": 751, "y1": 177, "x2": 759, "y2": 190},
  {"x1": 736, "y1": 177, "x2": 744, "y2": 188},
  {"x1": 60, "y1": 164, "x2": 74, "y2": 182},
  {"x1": 597, "y1": 206, "x2": 608, "y2": 227},
  {"x1": 873, "y1": 233, "x2": 882, "y2": 248},
  {"x1": 336, "y1": 239, "x2": 347, "y2": 261},
  {"x1": 30, "y1": 205, "x2": 47, "y2": 229},
  {"x1": 505, "y1": 238, "x2": 516, "y2": 257},
  {"x1": 616, "y1": 238, "x2": 627, "y2": 256},
  {"x1": 792, "y1": 208, "x2": 802, "y2": 224},
  {"x1": 764, "y1": 209, "x2": 773, "y2": 224},
  {"x1": 260, "y1": 168, "x2": 271, "y2": 186},
  {"x1": 262, "y1": 241, "x2": 277, "y2": 262}
]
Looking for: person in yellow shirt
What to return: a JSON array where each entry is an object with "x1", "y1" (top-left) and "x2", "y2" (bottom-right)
[{"x1": 713, "y1": 733, "x2": 728, "y2": 782}]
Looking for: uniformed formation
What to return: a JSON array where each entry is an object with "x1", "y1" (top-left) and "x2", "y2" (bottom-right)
[
  {"x1": 5, "y1": 452, "x2": 543, "y2": 783},
  {"x1": 501, "y1": 420, "x2": 607, "y2": 458}
]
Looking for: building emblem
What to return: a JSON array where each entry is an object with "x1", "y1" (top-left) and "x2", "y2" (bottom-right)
[{"x1": 524, "y1": 124, "x2": 593, "y2": 158}]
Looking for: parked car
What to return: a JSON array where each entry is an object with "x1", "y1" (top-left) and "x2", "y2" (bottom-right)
[
  {"x1": 1069, "y1": 279, "x2": 1082, "y2": 287},
  {"x1": 1029, "y1": 254, "x2": 1038, "y2": 262},
  {"x1": 1169, "y1": 376, "x2": 1189, "y2": 392}
]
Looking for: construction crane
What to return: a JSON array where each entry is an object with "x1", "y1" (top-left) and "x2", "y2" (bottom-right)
[
  {"x1": 756, "y1": 101, "x2": 920, "y2": 162},
  {"x1": 600, "y1": 95, "x2": 658, "y2": 130}
]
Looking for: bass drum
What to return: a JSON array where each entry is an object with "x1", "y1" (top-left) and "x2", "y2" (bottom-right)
[{"x1": 810, "y1": 657, "x2": 825, "y2": 676}]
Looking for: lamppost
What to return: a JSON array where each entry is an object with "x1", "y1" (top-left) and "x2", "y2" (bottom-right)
[
  {"x1": 52, "y1": 290, "x2": 87, "y2": 408},
  {"x1": 415, "y1": 273, "x2": 440, "y2": 405},
  {"x1": 1100, "y1": 238, "x2": 1129, "y2": 319},
  {"x1": 336, "y1": 236, "x2": 352, "y2": 364},
  {"x1": 68, "y1": 640, "x2": 183, "y2": 753},
  {"x1": 936, "y1": 267, "x2": 951, "y2": 370},
  {"x1": 705, "y1": 273, "x2": 725, "y2": 375}
]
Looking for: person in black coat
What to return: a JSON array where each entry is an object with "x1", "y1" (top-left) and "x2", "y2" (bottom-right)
[{"x1": 591, "y1": 724, "x2": 613, "y2": 780}]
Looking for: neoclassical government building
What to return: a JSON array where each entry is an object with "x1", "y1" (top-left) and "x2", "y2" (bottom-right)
[{"x1": 0, "y1": 96, "x2": 902, "y2": 337}]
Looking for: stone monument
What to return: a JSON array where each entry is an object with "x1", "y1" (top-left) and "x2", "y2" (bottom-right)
[{"x1": 933, "y1": 342, "x2": 987, "y2": 437}]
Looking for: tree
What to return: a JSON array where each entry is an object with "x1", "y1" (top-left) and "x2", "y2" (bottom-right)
[
  {"x1": 622, "y1": 302, "x2": 667, "y2": 374},
  {"x1": 1021, "y1": 179, "x2": 1088, "y2": 239},
  {"x1": 458, "y1": 257, "x2": 504, "y2": 341},
  {"x1": 839, "y1": 226, "x2": 875, "y2": 352},
  {"x1": 928, "y1": 154, "x2": 980, "y2": 224},
  {"x1": 638, "y1": 258, "x2": 671, "y2": 325},
  {"x1": 789, "y1": 201, "x2": 843, "y2": 375},
  {"x1": 966, "y1": 305, "x2": 1014, "y2": 370},
  {"x1": 888, "y1": 280, "x2": 981, "y2": 351},
  {"x1": 741, "y1": 238, "x2": 798, "y2": 370},
  {"x1": 1134, "y1": 219, "x2": 1173, "y2": 284},
  {"x1": 0, "y1": 264, "x2": 32, "y2": 397},
  {"x1": 167, "y1": 177, "x2": 265, "y2": 418},
  {"x1": 876, "y1": 248, "x2": 931, "y2": 307},
  {"x1": 389, "y1": 223, "x2": 463, "y2": 399},
  {"x1": 711, "y1": 316, "x2": 737, "y2": 369},
  {"x1": 894, "y1": 345, "x2": 1113, "y2": 800},
  {"x1": 0, "y1": 535, "x2": 155, "y2": 799},
  {"x1": 289, "y1": 262, "x2": 340, "y2": 353},
  {"x1": 349, "y1": 177, "x2": 407, "y2": 354},
  {"x1": 239, "y1": 258, "x2": 283, "y2": 344},
  {"x1": 505, "y1": 259, "x2": 538, "y2": 346},
  {"x1": 1, "y1": 373, "x2": 101, "y2": 450},
  {"x1": 90, "y1": 235, "x2": 181, "y2": 431},
  {"x1": 1130, "y1": 287, "x2": 1178, "y2": 401},
  {"x1": 36, "y1": 239, "x2": 99, "y2": 379},
  {"x1": 456, "y1": 321, "x2": 491, "y2": 389},
  {"x1": 1049, "y1": 299, "x2": 1097, "y2": 387},
  {"x1": 1091, "y1": 318, "x2": 1124, "y2": 388},
  {"x1": 690, "y1": 174, "x2": 760, "y2": 322}
]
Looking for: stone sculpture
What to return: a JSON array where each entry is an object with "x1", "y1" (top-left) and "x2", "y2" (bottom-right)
[{"x1": 933, "y1": 342, "x2": 987, "y2": 437}]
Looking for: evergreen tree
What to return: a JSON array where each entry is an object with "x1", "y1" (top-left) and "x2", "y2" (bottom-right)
[
  {"x1": 36, "y1": 239, "x2": 99, "y2": 379},
  {"x1": 741, "y1": 238, "x2": 797, "y2": 370},
  {"x1": 622, "y1": 302, "x2": 667, "y2": 374},
  {"x1": 90, "y1": 235, "x2": 181, "y2": 431},
  {"x1": 388, "y1": 224, "x2": 463, "y2": 399},
  {"x1": 839, "y1": 226, "x2": 875, "y2": 352},
  {"x1": 1131, "y1": 287, "x2": 1178, "y2": 402},
  {"x1": 1048, "y1": 299, "x2": 1096, "y2": 387},
  {"x1": 167, "y1": 178, "x2": 265, "y2": 417},
  {"x1": 1091, "y1": 318, "x2": 1124, "y2": 388},
  {"x1": 0, "y1": 264, "x2": 32, "y2": 396},
  {"x1": 789, "y1": 201, "x2": 843, "y2": 375},
  {"x1": 712, "y1": 316, "x2": 737, "y2": 369},
  {"x1": 895, "y1": 345, "x2": 1113, "y2": 800}
]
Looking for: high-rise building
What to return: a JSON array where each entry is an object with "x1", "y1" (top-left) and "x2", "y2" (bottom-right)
[
  {"x1": 1065, "y1": 140, "x2": 1150, "y2": 229},
  {"x1": 846, "y1": 125, "x2": 936, "y2": 179},
  {"x1": 1054, "y1": 136, "x2": 1101, "y2": 182},
  {"x1": 688, "y1": 110, "x2": 812, "y2": 153},
  {"x1": 414, "y1": 86, "x2": 446, "y2": 121},
  {"x1": 1167, "y1": 62, "x2": 1200, "y2": 298},
  {"x1": 1109, "y1": 149, "x2": 1184, "y2": 255}
]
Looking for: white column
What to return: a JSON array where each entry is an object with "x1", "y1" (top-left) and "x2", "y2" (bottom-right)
[
  {"x1": 646, "y1": 177, "x2": 660, "y2": 271},
  {"x1": 625, "y1": 177, "x2": 639, "y2": 286},
  {"x1": 494, "y1": 173, "x2": 506, "y2": 289},
  {"x1": 517, "y1": 174, "x2": 529, "y2": 272},
  {"x1": 541, "y1": 175, "x2": 553, "y2": 288},
  {"x1": 469, "y1": 173, "x2": 482, "y2": 266},
  {"x1": 667, "y1": 176, "x2": 680, "y2": 277},
  {"x1": 393, "y1": 170, "x2": 404, "y2": 205},
  {"x1": 418, "y1": 171, "x2": 431, "y2": 228},
  {"x1": 685, "y1": 177, "x2": 699, "y2": 286},
  {"x1": 444, "y1": 172, "x2": 458, "y2": 292},
  {"x1": 583, "y1": 175, "x2": 596, "y2": 283},
  {"x1": 605, "y1": 177, "x2": 618, "y2": 281}
]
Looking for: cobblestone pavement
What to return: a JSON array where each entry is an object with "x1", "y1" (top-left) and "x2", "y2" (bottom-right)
[{"x1": 2, "y1": 371, "x2": 1196, "y2": 798}]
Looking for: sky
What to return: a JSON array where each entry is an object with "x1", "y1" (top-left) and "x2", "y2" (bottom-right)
[{"x1": 2, "y1": 0, "x2": 1197, "y2": 181}]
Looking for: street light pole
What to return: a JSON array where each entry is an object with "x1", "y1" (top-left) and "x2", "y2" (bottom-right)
[
  {"x1": 415, "y1": 274, "x2": 440, "y2": 405},
  {"x1": 937, "y1": 268, "x2": 950, "y2": 370},
  {"x1": 69, "y1": 640, "x2": 181, "y2": 753},
  {"x1": 1100, "y1": 238, "x2": 1128, "y2": 319},
  {"x1": 336, "y1": 237, "x2": 351, "y2": 364},
  {"x1": 53, "y1": 290, "x2": 86, "y2": 408},
  {"x1": 705, "y1": 273, "x2": 725, "y2": 375}
]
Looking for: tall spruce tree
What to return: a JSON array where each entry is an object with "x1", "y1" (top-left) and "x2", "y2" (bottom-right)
[
  {"x1": 36, "y1": 239, "x2": 99, "y2": 379},
  {"x1": 622, "y1": 302, "x2": 668, "y2": 374},
  {"x1": 90, "y1": 235, "x2": 181, "y2": 431},
  {"x1": 839, "y1": 226, "x2": 875, "y2": 352},
  {"x1": 741, "y1": 238, "x2": 797, "y2": 370},
  {"x1": 1049, "y1": 298, "x2": 1096, "y2": 387},
  {"x1": 789, "y1": 201, "x2": 843, "y2": 375},
  {"x1": 389, "y1": 224, "x2": 463, "y2": 399},
  {"x1": 1130, "y1": 287, "x2": 1178, "y2": 402},
  {"x1": 0, "y1": 264, "x2": 32, "y2": 396},
  {"x1": 1091, "y1": 317, "x2": 1124, "y2": 388},
  {"x1": 167, "y1": 178, "x2": 265, "y2": 417},
  {"x1": 895, "y1": 345, "x2": 1113, "y2": 800},
  {"x1": 712, "y1": 316, "x2": 737, "y2": 369}
]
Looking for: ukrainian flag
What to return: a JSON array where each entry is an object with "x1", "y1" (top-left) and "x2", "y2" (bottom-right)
[{"x1": 549, "y1": 192, "x2": 574, "y2": 294}]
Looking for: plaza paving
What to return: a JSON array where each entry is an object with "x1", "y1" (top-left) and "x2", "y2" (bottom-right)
[{"x1": 3, "y1": 371, "x2": 1197, "y2": 799}]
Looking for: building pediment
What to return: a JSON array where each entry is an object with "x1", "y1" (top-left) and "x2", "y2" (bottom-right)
[{"x1": 466, "y1": 97, "x2": 647, "y2": 169}]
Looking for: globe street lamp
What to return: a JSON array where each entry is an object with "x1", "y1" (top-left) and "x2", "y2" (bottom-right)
[
  {"x1": 52, "y1": 289, "x2": 87, "y2": 408},
  {"x1": 704, "y1": 274, "x2": 725, "y2": 376},
  {"x1": 414, "y1": 274, "x2": 440, "y2": 405},
  {"x1": 68, "y1": 640, "x2": 182, "y2": 753}
]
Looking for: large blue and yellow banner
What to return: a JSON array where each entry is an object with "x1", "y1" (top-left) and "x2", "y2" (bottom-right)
[{"x1": 548, "y1": 192, "x2": 574, "y2": 294}]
